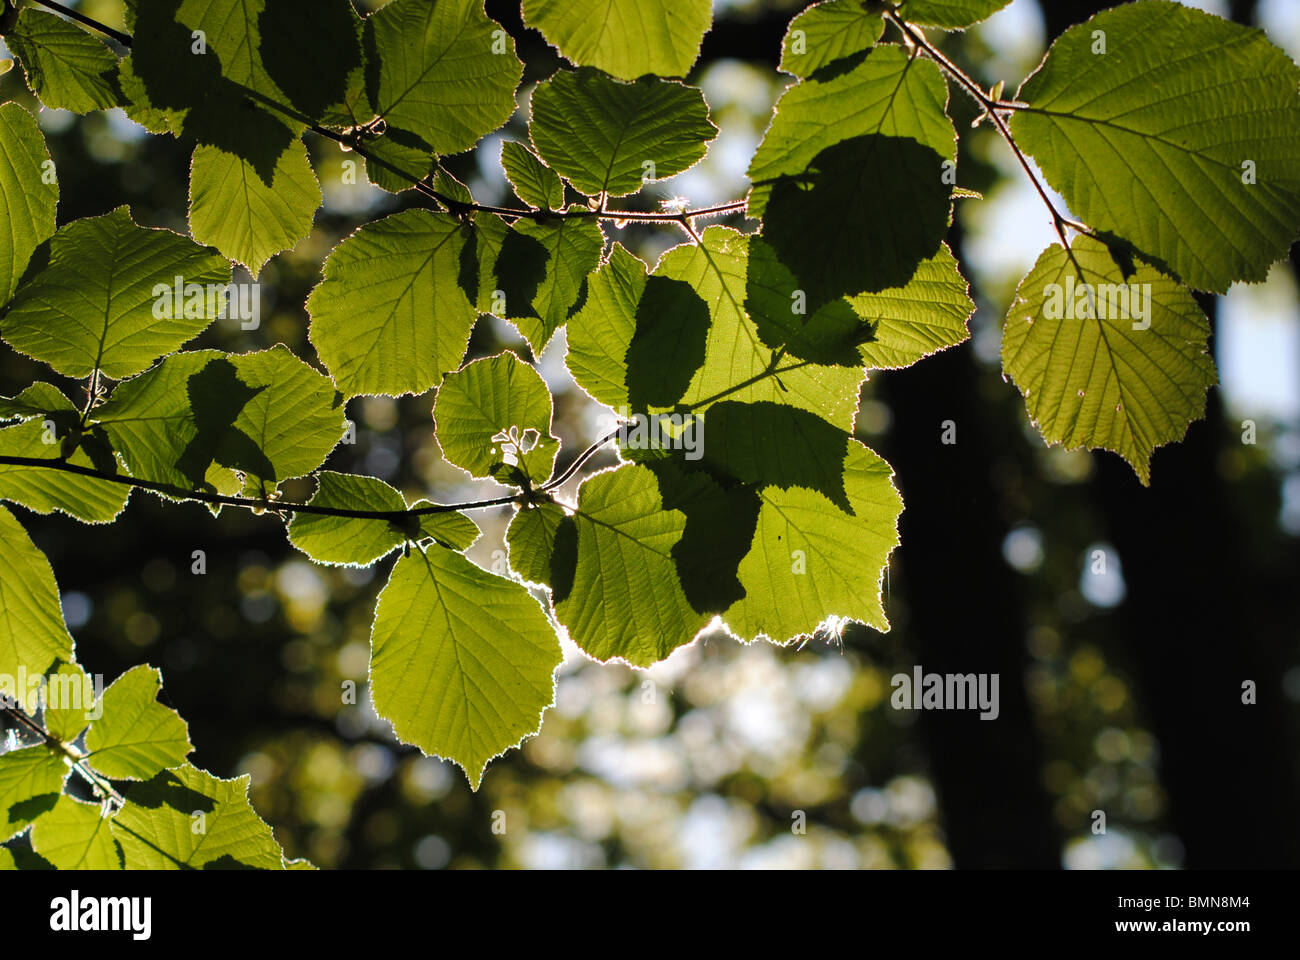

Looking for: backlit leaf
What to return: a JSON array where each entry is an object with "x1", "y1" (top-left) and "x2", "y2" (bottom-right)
[
  {"x1": 4, "y1": 7, "x2": 122, "y2": 113},
  {"x1": 84, "y1": 666, "x2": 193, "y2": 780},
  {"x1": 433, "y1": 352, "x2": 559, "y2": 486},
  {"x1": 500, "y1": 140, "x2": 564, "y2": 211},
  {"x1": 189, "y1": 140, "x2": 321, "y2": 277},
  {"x1": 0, "y1": 102, "x2": 57, "y2": 306},
  {"x1": 1001, "y1": 235, "x2": 1216, "y2": 484},
  {"x1": 749, "y1": 44, "x2": 955, "y2": 305},
  {"x1": 506, "y1": 500, "x2": 567, "y2": 587},
  {"x1": 288, "y1": 472, "x2": 479, "y2": 566},
  {"x1": 30, "y1": 797, "x2": 120, "y2": 870},
  {"x1": 779, "y1": 0, "x2": 883, "y2": 79},
  {"x1": 1011, "y1": 1, "x2": 1300, "y2": 292},
  {"x1": 522, "y1": 0, "x2": 712, "y2": 80},
  {"x1": 0, "y1": 746, "x2": 66, "y2": 842},
  {"x1": 0, "y1": 386, "x2": 131, "y2": 524},
  {"x1": 724, "y1": 435, "x2": 903, "y2": 643},
  {"x1": 552, "y1": 463, "x2": 710, "y2": 667},
  {"x1": 0, "y1": 505, "x2": 75, "y2": 679},
  {"x1": 368, "y1": 0, "x2": 522, "y2": 156},
  {"x1": 307, "y1": 210, "x2": 477, "y2": 399},
  {"x1": 530, "y1": 67, "x2": 716, "y2": 198},
  {"x1": 898, "y1": 0, "x2": 1012, "y2": 29},
  {"x1": 111, "y1": 763, "x2": 289, "y2": 869},
  {"x1": 2, "y1": 206, "x2": 230, "y2": 379},
  {"x1": 93, "y1": 346, "x2": 346, "y2": 497},
  {"x1": 370, "y1": 545, "x2": 562, "y2": 790}
]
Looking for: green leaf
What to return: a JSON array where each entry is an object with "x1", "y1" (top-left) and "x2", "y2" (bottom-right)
[
  {"x1": 307, "y1": 209, "x2": 477, "y2": 399},
  {"x1": 118, "y1": 0, "x2": 300, "y2": 180},
  {"x1": 30, "y1": 797, "x2": 121, "y2": 870},
  {"x1": 317, "y1": 0, "x2": 372, "y2": 129},
  {"x1": 432, "y1": 168, "x2": 475, "y2": 207},
  {"x1": 569, "y1": 230, "x2": 866, "y2": 426},
  {"x1": 779, "y1": 0, "x2": 884, "y2": 79},
  {"x1": 367, "y1": 0, "x2": 522, "y2": 156},
  {"x1": 4, "y1": 7, "x2": 122, "y2": 113},
  {"x1": 1001, "y1": 236, "x2": 1217, "y2": 485},
  {"x1": 0, "y1": 383, "x2": 77, "y2": 422},
  {"x1": 93, "y1": 346, "x2": 346, "y2": 497},
  {"x1": 287, "y1": 472, "x2": 410, "y2": 566},
  {"x1": 529, "y1": 67, "x2": 716, "y2": 197},
  {"x1": 552, "y1": 463, "x2": 710, "y2": 666},
  {"x1": 0, "y1": 505, "x2": 74, "y2": 679},
  {"x1": 723, "y1": 436, "x2": 903, "y2": 643},
  {"x1": 747, "y1": 241, "x2": 973, "y2": 368},
  {"x1": 42, "y1": 660, "x2": 95, "y2": 743},
  {"x1": 898, "y1": 0, "x2": 1012, "y2": 29},
  {"x1": 0, "y1": 380, "x2": 130, "y2": 525},
  {"x1": 111, "y1": 763, "x2": 289, "y2": 869},
  {"x1": 506, "y1": 501, "x2": 567, "y2": 587},
  {"x1": 177, "y1": 0, "x2": 288, "y2": 103},
  {"x1": 583, "y1": 403, "x2": 904, "y2": 647},
  {"x1": 370, "y1": 546, "x2": 562, "y2": 790},
  {"x1": 288, "y1": 472, "x2": 479, "y2": 566},
  {"x1": 500, "y1": 140, "x2": 564, "y2": 211},
  {"x1": 522, "y1": 0, "x2": 712, "y2": 80},
  {"x1": 0, "y1": 746, "x2": 67, "y2": 842},
  {"x1": 360, "y1": 133, "x2": 434, "y2": 194},
  {"x1": 84, "y1": 666, "x2": 193, "y2": 780},
  {"x1": 1010, "y1": 0, "x2": 1300, "y2": 293},
  {"x1": 654, "y1": 227, "x2": 865, "y2": 430},
  {"x1": 749, "y1": 44, "x2": 955, "y2": 304},
  {"x1": 189, "y1": 140, "x2": 321, "y2": 277},
  {"x1": 409, "y1": 507, "x2": 481, "y2": 552},
  {"x1": 565, "y1": 242, "x2": 646, "y2": 409},
  {"x1": 0, "y1": 101, "x2": 57, "y2": 306},
  {"x1": 433, "y1": 352, "x2": 559, "y2": 485},
  {"x1": 1, "y1": 206, "x2": 231, "y2": 379},
  {"x1": 850, "y1": 244, "x2": 974, "y2": 368},
  {"x1": 484, "y1": 214, "x2": 604, "y2": 355},
  {"x1": 0, "y1": 416, "x2": 132, "y2": 524}
]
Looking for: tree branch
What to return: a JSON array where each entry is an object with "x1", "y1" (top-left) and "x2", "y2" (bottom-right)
[
  {"x1": 0, "y1": 455, "x2": 524, "y2": 519},
  {"x1": 1, "y1": 693, "x2": 125, "y2": 808},
  {"x1": 885, "y1": 10, "x2": 1090, "y2": 251},
  {"x1": 26, "y1": 0, "x2": 131, "y2": 46},
  {"x1": 542, "y1": 428, "x2": 623, "y2": 493}
]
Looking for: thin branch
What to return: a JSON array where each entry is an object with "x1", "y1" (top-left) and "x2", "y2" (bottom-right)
[
  {"x1": 676, "y1": 212, "x2": 705, "y2": 245},
  {"x1": 885, "y1": 10, "x2": 1087, "y2": 252},
  {"x1": 28, "y1": 0, "x2": 131, "y2": 46},
  {"x1": 78, "y1": 369, "x2": 99, "y2": 427},
  {"x1": 0, "y1": 455, "x2": 524, "y2": 519},
  {"x1": 1, "y1": 694, "x2": 126, "y2": 808},
  {"x1": 542, "y1": 428, "x2": 623, "y2": 493}
]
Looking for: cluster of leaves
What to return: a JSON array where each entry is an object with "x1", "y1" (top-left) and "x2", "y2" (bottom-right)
[
  {"x1": 0, "y1": 0, "x2": 1298, "y2": 864},
  {"x1": 0, "y1": 507, "x2": 303, "y2": 868}
]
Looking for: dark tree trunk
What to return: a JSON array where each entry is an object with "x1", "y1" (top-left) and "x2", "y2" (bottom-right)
[
  {"x1": 878, "y1": 218, "x2": 1061, "y2": 868},
  {"x1": 1087, "y1": 304, "x2": 1300, "y2": 867},
  {"x1": 1041, "y1": 0, "x2": 1300, "y2": 868}
]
